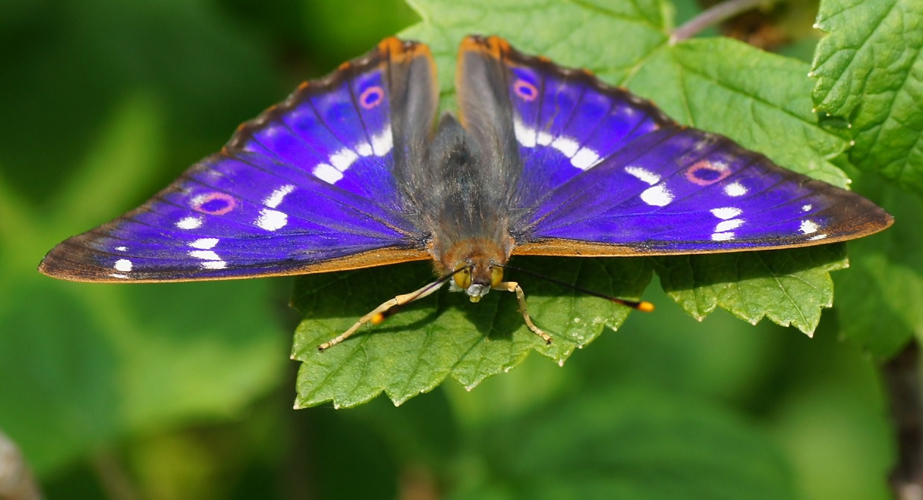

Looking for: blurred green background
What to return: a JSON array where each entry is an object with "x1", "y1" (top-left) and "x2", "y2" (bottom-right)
[{"x1": 0, "y1": 0, "x2": 895, "y2": 498}]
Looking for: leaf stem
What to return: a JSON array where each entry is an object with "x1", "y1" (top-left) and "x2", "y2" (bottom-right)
[
  {"x1": 670, "y1": 0, "x2": 777, "y2": 44},
  {"x1": 882, "y1": 339, "x2": 923, "y2": 499}
]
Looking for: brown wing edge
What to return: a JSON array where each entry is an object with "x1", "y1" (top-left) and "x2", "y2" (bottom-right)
[{"x1": 38, "y1": 241, "x2": 431, "y2": 283}]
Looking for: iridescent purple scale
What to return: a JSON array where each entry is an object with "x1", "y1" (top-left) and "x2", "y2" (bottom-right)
[{"x1": 505, "y1": 63, "x2": 668, "y2": 208}]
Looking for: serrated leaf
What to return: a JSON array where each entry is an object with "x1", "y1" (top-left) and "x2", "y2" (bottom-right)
[
  {"x1": 292, "y1": 258, "x2": 651, "y2": 408},
  {"x1": 811, "y1": 0, "x2": 923, "y2": 193},
  {"x1": 453, "y1": 386, "x2": 797, "y2": 500},
  {"x1": 655, "y1": 246, "x2": 847, "y2": 335},
  {"x1": 835, "y1": 174, "x2": 923, "y2": 357},
  {"x1": 292, "y1": 0, "x2": 857, "y2": 407}
]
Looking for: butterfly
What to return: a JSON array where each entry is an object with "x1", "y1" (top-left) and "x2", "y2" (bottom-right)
[{"x1": 39, "y1": 35, "x2": 893, "y2": 349}]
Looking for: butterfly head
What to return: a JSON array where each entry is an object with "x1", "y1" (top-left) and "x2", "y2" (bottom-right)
[
  {"x1": 441, "y1": 238, "x2": 508, "y2": 303},
  {"x1": 452, "y1": 260, "x2": 503, "y2": 302}
]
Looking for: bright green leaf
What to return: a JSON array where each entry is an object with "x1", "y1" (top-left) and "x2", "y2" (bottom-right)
[
  {"x1": 291, "y1": 0, "x2": 860, "y2": 407},
  {"x1": 656, "y1": 246, "x2": 848, "y2": 335},
  {"x1": 811, "y1": 0, "x2": 923, "y2": 193}
]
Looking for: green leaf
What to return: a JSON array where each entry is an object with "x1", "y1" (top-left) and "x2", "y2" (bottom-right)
[
  {"x1": 292, "y1": 0, "x2": 857, "y2": 407},
  {"x1": 292, "y1": 258, "x2": 651, "y2": 408},
  {"x1": 811, "y1": 0, "x2": 923, "y2": 193},
  {"x1": 834, "y1": 174, "x2": 923, "y2": 357},
  {"x1": 452, "y1": 385, "x2": 798, "y2": 500},
  {"x1": 655, "y1": 246, "x2": 848, "y2": 335}
]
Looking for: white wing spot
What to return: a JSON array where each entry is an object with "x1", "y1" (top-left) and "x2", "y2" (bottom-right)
[
  {"x1": 809, "y1": 233, "x2": 828, "y2": 241},
  {"x1": 513, "y1": 117, "x2": 536, "y2": 147},
  {"x1": 356, "y1": 143, "x2": 373, "y2": 156},
  {"x1": 800, "y1": 220, "x2": 820, "y2": 234},
  {"x1": 711, "y1": 232, "x2": 735, "y2": 241},
  {"x1": 536, "y1": 131, "x2": 553, "y2": 146},
  {"x1": 551, "y1": 136, "x2": 579, "y2": 157},
  {"x1": 329, "y1": 148, "x2": 358, "y2": 171},
  {"x1": 115, "y1": 246, "x2": 127, "y2": 252},
  {"x1": 257, "y1": 209, "x2": 288, "y2": 231},
  {"x1": 176, "y1": 216, "x2": 203, "y2": 230},
  {"x1": 640, "y1": 185, "x2": 673, "y2": 206},
  {"x1": 724, "y1": 182, "x2": 747, "y2": 197},
  {"x1": 189, "y1": 250, "x2": 221, "y2": 261},
  {"x1": 313, "y1": 163, "x2": 343, "y2": 184},
  {"x1": 371, "y1": 130, "x2": 393, "y2": 156},
  {"x1": 802, "y1": 204, "x2": 813, "y2": 212},
  {"x1": 188, "y1": 249, "x2": 226, "y2": 269},
  {"x1": 715, "y1": 219, "x2": 744, "y2": 232},
  {"x1": 711, "y1": 207, "x2": 742, "y2": 220},
  {"x1": 114, "y1": 259, "x2": 132, "y2": 272},
  {"x1": 265, "y1": 184, "x2": 295, "y2": 208},
  {"x1": 571, "y1": 148, "x2": 600, "y2": 170},
  {"x1": 625, "y1": 166, "x2": 660, "y2": 185},
  {"x1": 189, "y1": 238, "x2": 219, "y2": 250}
]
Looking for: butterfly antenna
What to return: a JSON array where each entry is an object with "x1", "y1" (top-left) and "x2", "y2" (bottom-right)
[
  {"x1": 499, "y1": 264, "x2": 654, "y2": 312},
  {"x1": 369, "y1": 266, "x2": 471, "y2": 325}
]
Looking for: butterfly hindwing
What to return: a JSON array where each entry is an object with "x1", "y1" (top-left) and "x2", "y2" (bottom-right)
[
  {"x1": 39, "y1": 38, "x2": 439, "y2": 282},
  {"x1": 456, "y1": 36, "x2": 674, "y2": 209}
]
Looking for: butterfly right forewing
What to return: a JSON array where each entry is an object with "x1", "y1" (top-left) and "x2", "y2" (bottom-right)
[{"x1": 39, "y1": 38, "x2": 440, "y2": 282}]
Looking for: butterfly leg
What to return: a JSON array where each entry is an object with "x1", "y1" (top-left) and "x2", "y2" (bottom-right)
[
  {"x1": 493, "y1": 281, "x2": 553, "y2": 345},
  {"x1": 318, "y1": 280, "x2": 445, "y2": 351}
]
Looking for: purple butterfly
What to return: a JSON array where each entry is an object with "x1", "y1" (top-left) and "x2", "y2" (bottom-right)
[{"x1": 39, "y1": 35, "x2": 892, "y2": 349}]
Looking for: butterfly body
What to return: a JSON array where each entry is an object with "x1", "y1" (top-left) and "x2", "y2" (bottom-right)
[{"x1": 40, "y1": 35, "x2": 892, "y2": 348}]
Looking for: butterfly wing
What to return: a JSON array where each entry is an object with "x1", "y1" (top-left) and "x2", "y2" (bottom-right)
[
  {"x1": 39, "y1": 38, "x2": 440, "y2": 282},
  {"x1": 456, "y1": 36, "x2": 892, "y2": 256}
]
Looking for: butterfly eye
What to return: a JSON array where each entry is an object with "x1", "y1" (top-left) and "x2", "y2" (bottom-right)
[
  {"x1": 490, "y1": 266, "x2": 503, "y2": 287},
  {"x1": 453, "y1": 263, "x2": 471, "y2": 289}
]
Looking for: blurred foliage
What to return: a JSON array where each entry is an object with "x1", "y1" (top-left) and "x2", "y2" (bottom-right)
[{"x1": 0, "y1": 0, "x2": 909, "y2": 499}]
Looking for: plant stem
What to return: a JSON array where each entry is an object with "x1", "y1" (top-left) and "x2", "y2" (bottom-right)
[
  {"x1": 883, "y1": 339, "x2": 923, "y2": 500},
  {"x1": 671, "y1": 0, "x2": 777, "y2": 44}
]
